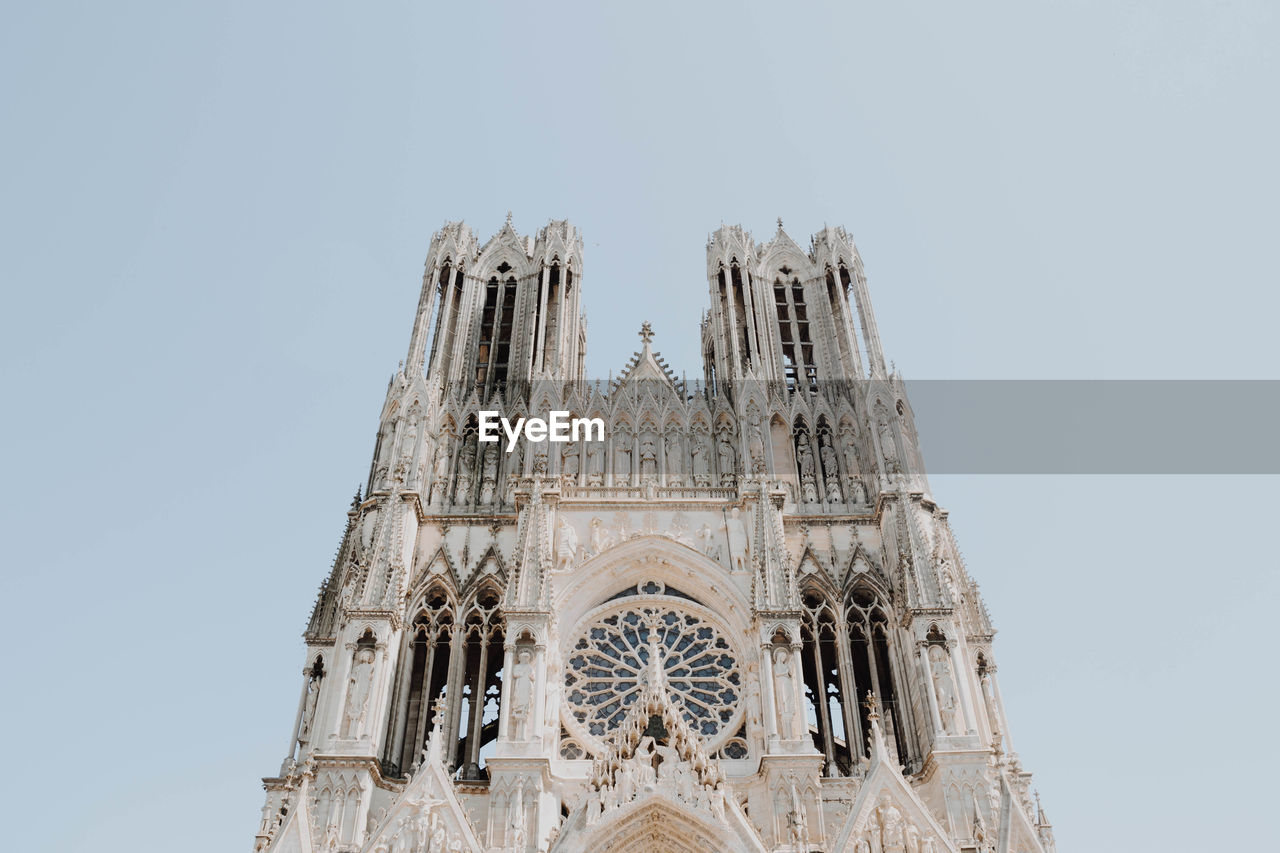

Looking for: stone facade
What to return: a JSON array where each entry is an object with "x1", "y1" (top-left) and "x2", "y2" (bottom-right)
[{"x1": 254, "y1": 218, "x2": 1057, "y2": 853}]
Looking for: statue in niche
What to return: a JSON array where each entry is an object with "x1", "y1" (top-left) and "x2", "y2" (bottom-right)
[
  {"x1": 357, "y1": 508, "x2": 378, "y2": 560},
  {"x1": 561, "y1": 441, "x2": 580, "y2": 484},
  {"x1": 509, "y1": 648, "x2": 535, "y2": 740},
  {"x1": 841, "y1": 430, "x2": 861, "y2": 475},
  {"x1": 585, "y1": 440, "x2": 604, "y2": 485},
  {"x1": 690, "y1": 435, "x2": 710, "y2": 486},
  {"x1": 453, "y1": 444, "x2": 475, "y2": 503},
  {"x1": 504, "y1": 441, "x2": 523, "y2": 504},
  {"x1": 533, "y1": 447, "x2": 547, "y2": 476},
  {"x1": 341, "y1": 645, "x2": 376, "y2": 738},
  {"x1": 724, "y1": 507, "x2": 749, "y2": 572},
  {"x1": 555, "y1": 516, "x2": 578, "y2": 571},
  {"x1": 820, "y1": 432, "x2": 840, "y2": 481},
  {"x1": 614, "y1": 435, "x2": 632, "y2": 483},
  {"x1": 429, "y1": 441, "x2": 450, "y2": 504},
  {"x1": 716, "y1": 430, "x2": 736, "y2": 485},
  {"x1": 928, "y1": 645, "x2": 962, "y2": 735},
  {"x1": 773, "y1": 646, "x2": 797, "y2": 739},
  {"x1": 297, "y1": 667, "x2": 322, "y2": 746},
  {"x1": 877, "y1": 418, "x2": 901, "y2": 473},
  {"x1": 508, "y1": 790, "x2": 527, "y2": 852},
  {"x1": 479, "y1": 445, "x2": 498, "y2": 505},
  {"x1": 797, "y1": 433, "x2": 819, "y2": 502},
  {"x1": 748, "y1": 423, "x2": 766, "y2": 475},
  {"x1": 665, "y1": 432, "x2": 683, "y2": 484},
  {"x1": 639, "y1": 434, "x2": 657, "y2": 481},
  {"x1": 398, "y1": 413, "x2": 419, "y2": 466},
  {"x1": 787, "y1": 778, "x2": 809, "y2": 848}
]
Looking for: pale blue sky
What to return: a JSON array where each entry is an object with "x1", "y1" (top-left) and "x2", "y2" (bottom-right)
[{"x1": 2, "y1": 2, "x2": 1277, "y2": 851}]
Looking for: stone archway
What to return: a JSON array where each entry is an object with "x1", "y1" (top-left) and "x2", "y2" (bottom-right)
[{"x1": 552, "y1": 795, "x2": 758, "y2": 853}]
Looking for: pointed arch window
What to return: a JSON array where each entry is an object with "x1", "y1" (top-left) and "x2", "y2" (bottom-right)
[
  {"x1": 774, "y1": 268, "x2": 816, "y2": 391},
  {"x1": 428, "y1": 261, "x2": 465, "y2": 382},
  {"x1": 847, "y1": 586, "x2": 909, "y2": 762},
  {"x1": 455, "y1": 588, "x2": 505, "y2": 780},
  {"x1": 476, "y1": 263, "x2": 518, "y2": 399},
  {"x1": 799, "y1": 588, "x2": 856, "y2": 776},
  {"x1": 384, "y1": 589, "x2": 454, "y2": 775}
]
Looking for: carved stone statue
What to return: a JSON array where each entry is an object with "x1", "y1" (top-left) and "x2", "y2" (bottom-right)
[
  {"x1": 841, "y1": 430, "x2": 860, "y2": 476},
  {"x1": 716, "y1": 431, "x2": 736, "y2": 484},
  {"x1": 589, "y1": 516, "x2": 612, "y2": 556},
  {"x1": 509, "y1": 648, "x2": 534, "y2": 740},
  {"x1": 298, "y1": 668, "x2": 321, "y2": 746},
  {"x1": 429, "y1": 440, "x2": 450, "y2": 504},
  {"x1": 773, "y1": 646, "x2": 797, "y2": 739},
  {"x1": 453, "y1": 444, "x2": 475, "y2": 503},
  {"x1": 555, "y1": 516, "x2": 578, "y2": 571},
  {"x1": 696, "y1": 523, "x2": 719, "y2": 560},
  {"x1": 820, "y1": 432, "x2": 840, "y2": 481},
  {"x1": 585, "y1": 441, "x2": 603, "y2": 485},
  {"x1": 504, "y1": 441, "x2": 523, "y2": 504},
  {"x1": 797, "y1": 433, "x2": 819, "y2": 502},
  {"x1": 639, "y1": 434, "x2": 657, "y2": 481},
  {"x1": 358, "y1": 508, "x2": 378, "y2": 559},
  {"x1": 341, "y1": 646, "x2": 376, "y2": 738},
  {"x1": 562, "y1": 441, "x2": 580, "y2": 484},
  {"x1": 748, "y1": 424, "x2": 766, "y2": 475},
  {"x1": 479, "y1": 445, "x2": 498, "y2": 505},
  {"x1": 725, "y1": 507, "x2": 749, "y2": 572},
  {"x1": 665, "y1": 433, "x2": 682, "y2": 484},
  {"x1": 878, "y1": 418, "x2": 900, "y2": 472},
  {"x1": 614, "y1": 436, "x2": 632, "y2": 483},
  {"x1": 880, "y1": 797, "x2": 907, "y2": 853},
  {"x1": 928, "y1": 645, "x2": 962, "y2": 735},
  {"x1": 691, "y1": 436, "x2": 710, "y2": 486},
  {"x1": 669, "y1": 512, "x2": 695, "y2": 547}
]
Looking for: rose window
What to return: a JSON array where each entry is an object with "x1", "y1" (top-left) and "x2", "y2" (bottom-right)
[{"x1": 563, "y1": 595, "x2": 742, "y2": 752}]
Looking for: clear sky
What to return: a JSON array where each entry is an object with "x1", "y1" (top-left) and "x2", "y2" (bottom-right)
[{"x1": 2, "y1": 2, "x2": 1277, "y2": 851}]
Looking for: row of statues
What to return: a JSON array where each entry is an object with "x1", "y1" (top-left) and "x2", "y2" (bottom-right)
[{"x1": 375, "y1": 408, "x2": 898, "y2": 506}]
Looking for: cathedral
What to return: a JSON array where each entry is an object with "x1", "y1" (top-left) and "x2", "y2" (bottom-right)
[{"x1": 254, "y1": 218, "x2": 1058, "y2": 853}]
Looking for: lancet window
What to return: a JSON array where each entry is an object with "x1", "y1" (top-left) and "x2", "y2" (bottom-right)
[
  {"x1": 382, "y1": 587, "x2": 505, "y2": 781},
  {"x1": 798, "y1": 585, "x2": 909, "y2": 775},
  {"x1": 427, "y1": 260, "x2": 465, "y2": 381},
  {"x1": 475, "y1": 262, "x2": 518, "y2": 398},
  {"x1": 775, "y1": 268, "x2": 816, "y2": 391}
]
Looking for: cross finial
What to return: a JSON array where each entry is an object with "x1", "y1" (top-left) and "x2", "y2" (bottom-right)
[
  {"x1": 639, "y1": 321, "x2": 653, "y2": 344},
  {"x1": 863, "y1": 690, "x2": 880, "y2": 720},
  {"x1": 505, "y1": 210, "x2": 513, "y2": 226},
  {"x1": 777, "y1": 217, "x2": 784, "y2": 231}
]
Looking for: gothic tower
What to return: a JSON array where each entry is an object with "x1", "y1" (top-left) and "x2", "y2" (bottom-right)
[{"x1": 254, "y1": 219, "x2": 1057, "y2": 853}]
